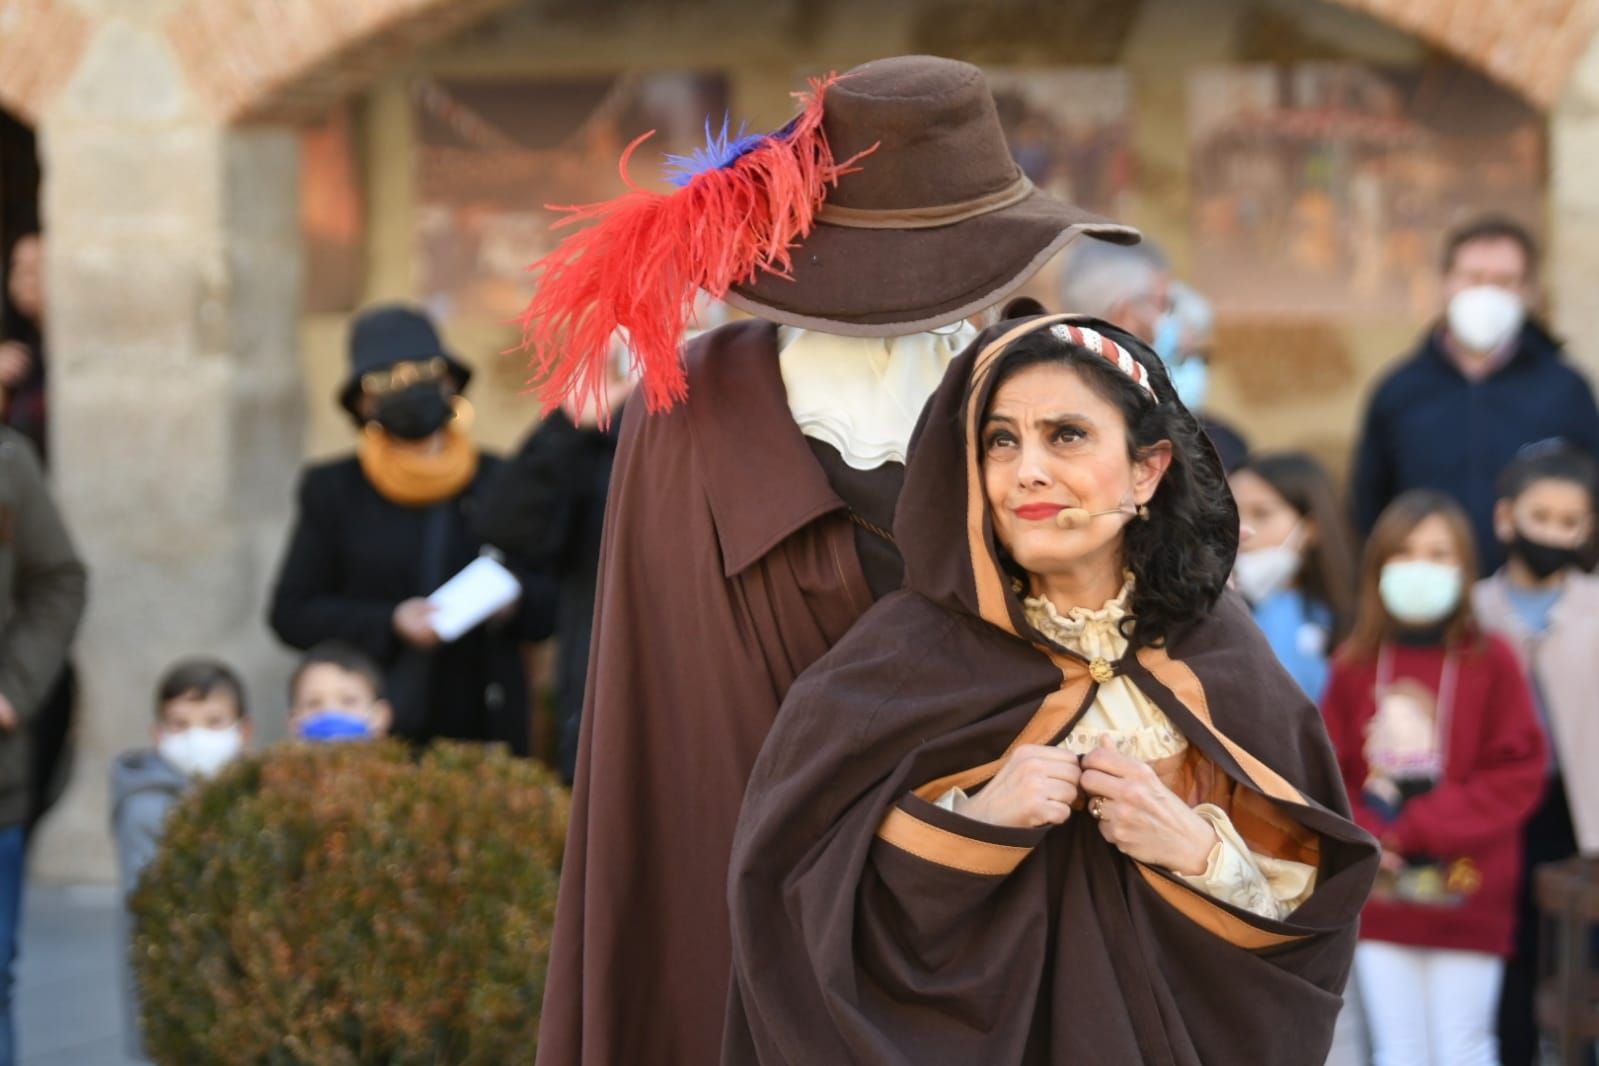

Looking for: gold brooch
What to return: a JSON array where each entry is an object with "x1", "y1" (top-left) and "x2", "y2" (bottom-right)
[{"x1": 1089, "y1": 658, "x2": 1116, "y2": 684}]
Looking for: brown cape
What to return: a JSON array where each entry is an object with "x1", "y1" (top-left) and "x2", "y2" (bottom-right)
[
  {"x1": 536, "y1": 320, "x2": 879, "y2": 1066},
  {"x1": 724, "y1": 316, "x2": 1379, "y2": 1065}
]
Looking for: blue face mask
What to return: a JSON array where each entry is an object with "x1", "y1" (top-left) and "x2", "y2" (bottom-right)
[
  {"x1": 1167, "y1": 357, "x2": 1210, "y2": 411},
  {"x1": 296, "y1": 711, "x2": 374, "y2": 743},
  {"x1": 1151, "y1": 310, "x2": 1182, "y2": 363},
  {"x1": 1150, "y1": 309, "x2": 1209, "y2": 409}
]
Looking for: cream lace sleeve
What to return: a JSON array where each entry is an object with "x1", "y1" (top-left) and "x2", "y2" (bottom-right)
[{"x1": 1176, "y1": 804, "x2": 1317, "y2": 921}]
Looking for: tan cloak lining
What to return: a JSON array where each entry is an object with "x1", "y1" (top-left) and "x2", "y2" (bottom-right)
[
  {"x1": 877, "y1": 809, "x2": 1036, "y2": 876},
  {"x1": 877, "y1": 647, "x2": 1316, "y2": 949}
]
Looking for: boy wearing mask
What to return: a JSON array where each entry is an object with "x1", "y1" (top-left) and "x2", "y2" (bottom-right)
[
  {"x1": 289, "y1": 642, "x2": 392, "y2": 743},
  {"x1": 111, "y1": 659, "x2": 250, "y2": 1058},
  {"x1": 1472, "y1": 441, "x2": 1599, "y2": 1066}
]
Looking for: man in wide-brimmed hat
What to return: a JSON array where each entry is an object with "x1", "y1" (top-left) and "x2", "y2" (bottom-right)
[{"x1": 526, "y1": 55, "x2": 1139, "y2": 1066}]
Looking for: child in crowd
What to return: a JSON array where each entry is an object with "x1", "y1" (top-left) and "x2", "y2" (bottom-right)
[
  {"x1": 289, "y1": 642, "x2": 393, "y2": 743},
  {"x1": 1472, "y1": 441, "x2": 1599, "y2": 1066},
  {"x1": 1228, "y1": 451, "x2": 1355, "y2": 701},
  {"x1": 1321, "y1": 490, "x2": 1546, "y2": 1066},
  {"x1": 111, "y1": 659, "x2": 250, "y2": 1059}
]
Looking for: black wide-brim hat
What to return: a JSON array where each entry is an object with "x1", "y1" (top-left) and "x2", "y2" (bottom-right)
[
  {"x1": 338, "y1": 304, "x2": 472, "y2": 417},
  {"x1": 723, "y1": 56, "x2": 1141, "y2": 335}
]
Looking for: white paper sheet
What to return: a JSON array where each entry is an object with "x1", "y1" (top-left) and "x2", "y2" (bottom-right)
[{"x1": 427, "y1": 555, "x2": 522, "y2": 643}]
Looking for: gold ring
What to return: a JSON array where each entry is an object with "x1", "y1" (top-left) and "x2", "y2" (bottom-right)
[{"x1": 1089, "y1": 797, "x2": 1105, "y2": 820}]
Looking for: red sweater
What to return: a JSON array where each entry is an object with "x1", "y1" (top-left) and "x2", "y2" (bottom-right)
[{"x1": 1320, "y1": 634, "x2": 1546, "y2": 956}]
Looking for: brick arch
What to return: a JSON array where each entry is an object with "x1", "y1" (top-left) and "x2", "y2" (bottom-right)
[
  {"x1": 167, "y1": 0, "x2": 1599, "y2": 124},
  {"x1": 161, "y1": 0, "x2": 517, "y2": 123},
  {"x1": 1325, "y1": 0, "x2": 1599, "y2": 107},
  {"x1": 0, "y1": 0, "x2": 92, "y2": 125},
  {"x1": 8, "y1": 0, "x2": 1597, "y2": 125}
]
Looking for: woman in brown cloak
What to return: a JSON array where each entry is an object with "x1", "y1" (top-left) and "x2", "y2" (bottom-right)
[{"x1": 725, "y1": 314, "x2": 1379, "y2": 1066}]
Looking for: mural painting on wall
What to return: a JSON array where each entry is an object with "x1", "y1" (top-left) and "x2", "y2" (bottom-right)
[
  {"x1": 1189, "y1": 62, "x2": 1545, "y2": 322},
  {"x1": 413, "y1": 73, "x2": 728, "y2": 324},
  {"x1": 988, "y1": 68, "x2": 1134, "y2": 220},
  {"x1": 987, "y1": 68, "x2": 1134, "y2": 304}
]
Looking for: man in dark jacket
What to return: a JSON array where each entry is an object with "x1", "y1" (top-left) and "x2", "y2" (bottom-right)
[
  {"x1": 476, "y1": 386, "x2": 625, "y2": 785},
  {"x1": 0, "y1": 428, "x2": 84, "y2": 1064},
  {"x1": 1352, "y1": 217, "x2": 1599, "y2": 572}
]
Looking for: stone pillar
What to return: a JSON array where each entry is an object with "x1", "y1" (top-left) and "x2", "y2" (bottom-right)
[
  {"x1": 32, "y1": 14, "x2": 304, "y2": 882},
  {"x1": 1549, "y1": 35, "x2": 1599, "y2": 384}
]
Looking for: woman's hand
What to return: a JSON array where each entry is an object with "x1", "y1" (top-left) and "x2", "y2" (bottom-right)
[
  {"x1": 958, "y1": 744, "x2": 1081, "y2": 829},
  {"x1": 1080, "y1": 738, "x2": 1217, "y2": 875},
  {"x1": 392, "y1": 598, "x2": 441, "y2": 649}
]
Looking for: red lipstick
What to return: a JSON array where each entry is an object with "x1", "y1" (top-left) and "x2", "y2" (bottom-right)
[{"x1": 1013, "y1": 503, "x2": 1066, "y2": 521}]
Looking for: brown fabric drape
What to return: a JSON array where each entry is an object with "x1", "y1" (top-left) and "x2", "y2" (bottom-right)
[{"x1": 536, "y1": 321, "x2": 879, "y2": 1066}]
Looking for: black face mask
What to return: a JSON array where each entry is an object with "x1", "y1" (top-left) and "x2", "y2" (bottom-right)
[
  {"x1": 374, "y1": 385, "x2": 453, "y2": 441},
  {"x1": 1510, "y1": 531, "x2": 1583, "y2": 580}
]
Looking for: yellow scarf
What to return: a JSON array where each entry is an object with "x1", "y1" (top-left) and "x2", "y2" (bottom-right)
[{"x1": 358, "y1": 422, "x2": 479, "y2": 507}]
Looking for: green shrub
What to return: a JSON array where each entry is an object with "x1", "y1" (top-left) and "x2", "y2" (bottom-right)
[{"x1": 131, "y1": 740, "x2": 569, "y2": 1065}]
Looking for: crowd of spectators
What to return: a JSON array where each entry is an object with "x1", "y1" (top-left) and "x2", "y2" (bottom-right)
[{"x1": 2, "y1": 209, "x2": 1595, "y2": 1064}]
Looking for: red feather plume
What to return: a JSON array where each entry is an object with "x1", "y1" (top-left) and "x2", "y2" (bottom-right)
[{"x1": 517, "y1": 74, "x2": 874, "y2": 417}]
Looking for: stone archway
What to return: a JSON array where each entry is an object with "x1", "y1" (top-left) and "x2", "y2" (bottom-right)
[
  {"x1": 1326, "y1": 0, "x2": 1599, "y2": 108},
  {"x1": 96, "y1": 0, "x2": 1599, "y2": 123},
  {"x1": 5, "y1": 0, "x2": 1594, "y2": 138},
  {"x1": 162, "y1": 0, "x2": 517, "y2": 123},
  {"x1": 16, "y1": 0, "x2": 529, "y2": 883}
]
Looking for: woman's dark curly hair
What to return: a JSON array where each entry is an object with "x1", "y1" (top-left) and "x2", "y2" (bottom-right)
[{"x1": 978, "y1": 318, "x2": 1239, "y2": 647}]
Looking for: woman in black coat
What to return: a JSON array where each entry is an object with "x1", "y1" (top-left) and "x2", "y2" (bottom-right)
[{"x1": 269, "y1": 305, "x2": 555, "y2": 753}]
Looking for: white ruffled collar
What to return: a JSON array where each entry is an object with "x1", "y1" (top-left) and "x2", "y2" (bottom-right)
[
  {"x1": 777, "y1": 323, "x2": 976, "y2": 471},
  {"x1": 1023, "y1": 577, "x2": 1134, "y2": 654}
]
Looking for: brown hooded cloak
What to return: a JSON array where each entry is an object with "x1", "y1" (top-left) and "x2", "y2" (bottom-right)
[
  {"x1": 536, "y1": 320, "x2": 880, "y2": 1066},
  {"x1": 724, "y1": 316, "x2": 1379, "y2": 1065}
]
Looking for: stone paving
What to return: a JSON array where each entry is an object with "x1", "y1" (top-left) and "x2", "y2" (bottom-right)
[{"x1": 16, "y1": 881, "x2": 141, "y2": 1066}]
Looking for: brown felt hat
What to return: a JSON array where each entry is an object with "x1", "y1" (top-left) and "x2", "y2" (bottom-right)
[{"x1": 724, "y1": 56, "x2": 1141, "y2": 335}]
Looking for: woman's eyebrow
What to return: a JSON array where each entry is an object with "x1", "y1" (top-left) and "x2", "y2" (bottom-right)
[
  {"x1": 1038, "y1": 412, "x2": 1092, "y2": 428},
  {"x1": 982, "y1": 410, "x2": 1094, "y2": 433}
]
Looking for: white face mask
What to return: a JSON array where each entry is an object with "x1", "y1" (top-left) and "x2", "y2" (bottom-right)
[
  {"x1": 158, "y1": 724, "x2": 244, "y2": 779},
  {"x1": 1446, "y1": 285, "x2": 1525, "y2": 353},
  {"x1": 1379, "y1": 560, "x2": 1463, "y2": 627},
  {"x1": 1233, "y1": 536, "x2": 1304, "y2": 606}
]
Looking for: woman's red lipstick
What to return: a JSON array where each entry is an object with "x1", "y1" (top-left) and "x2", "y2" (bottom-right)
[{"x1": 1013, "y1": 503, "x2": 1066, "y2": 521}]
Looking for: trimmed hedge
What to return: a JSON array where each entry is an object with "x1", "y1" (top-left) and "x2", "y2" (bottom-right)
[{"x1": 132, "y1": 740, "x2": 568, "y2": 1065}]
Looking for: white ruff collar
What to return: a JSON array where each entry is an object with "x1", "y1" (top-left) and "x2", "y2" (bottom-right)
[{"x1": 777, "y1": 323, "x2": 977, "y2": 471}]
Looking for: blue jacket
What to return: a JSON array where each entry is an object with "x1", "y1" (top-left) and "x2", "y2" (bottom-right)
[
  {"x1": 1352, "y1": 322, "x2": 1599, "y2": 573},
  {"x1": 1250, "y1": 589, "x2": 1333, "y2": 703}
]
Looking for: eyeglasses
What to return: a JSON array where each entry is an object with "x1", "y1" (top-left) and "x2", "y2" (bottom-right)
[{"x1": 360, "y1": 357, "x2": 449, "y2": 397}]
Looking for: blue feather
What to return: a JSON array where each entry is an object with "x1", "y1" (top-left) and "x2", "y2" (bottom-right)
[{"x1": 663, "y1": 115, "x2": 768, "y2": 187}]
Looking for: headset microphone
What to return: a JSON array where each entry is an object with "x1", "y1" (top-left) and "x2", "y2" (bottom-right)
[{"x1": 1054, "y1": 505, "x2": 1136, "y2": 530}]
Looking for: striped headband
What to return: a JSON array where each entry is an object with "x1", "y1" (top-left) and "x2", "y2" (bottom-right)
[{"x1": 1048, "y1": 323, "x2": 1157, "y2": 402}]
